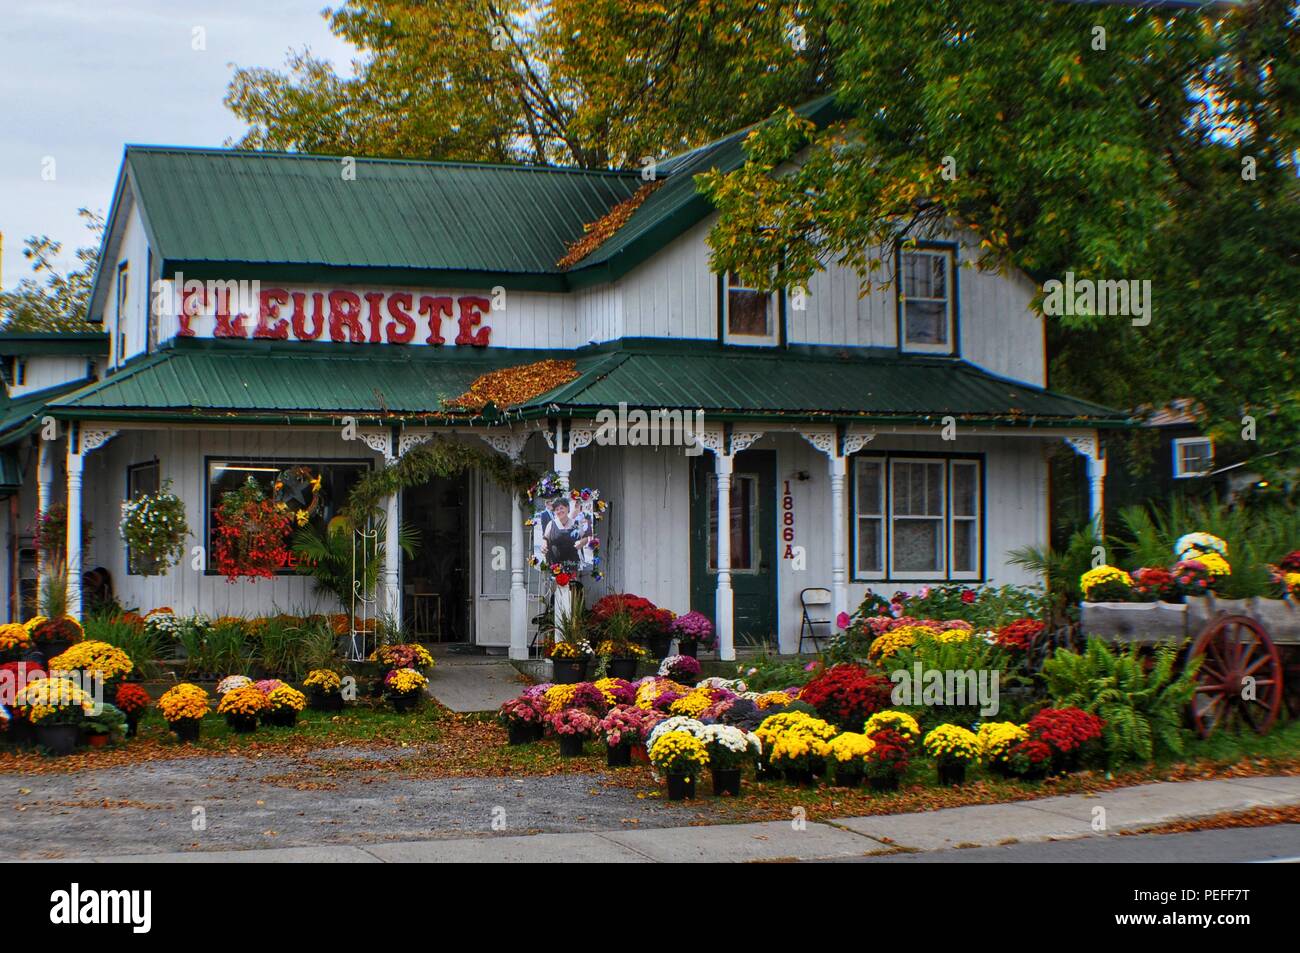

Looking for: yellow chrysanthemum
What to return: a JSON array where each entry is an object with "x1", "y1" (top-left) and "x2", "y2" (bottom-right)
[
  {"x1": 158, "y1": 683, "x2": 210, "y2": 722},
  {"x1": 977, "y1": 721, "x2": 1028, "y2": 763},
  {"x1": 864, "y1": 710, "x2": 921, "y2": 743},
  {"x1": 827, "y1": 731, "x2": 876, "y2": 763}
]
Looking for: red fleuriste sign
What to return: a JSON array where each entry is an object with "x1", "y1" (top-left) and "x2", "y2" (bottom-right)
[{"x1": 178, "y1": 287, "x2": 494, "y2": 346}]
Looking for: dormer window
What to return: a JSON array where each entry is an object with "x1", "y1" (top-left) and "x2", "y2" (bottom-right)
[
  {"x1": 723, "y1": 272, "x2": 777, "y2": 346},
  {"x1": 899, "y1": 247, "x2": 955, "y2": 354}
]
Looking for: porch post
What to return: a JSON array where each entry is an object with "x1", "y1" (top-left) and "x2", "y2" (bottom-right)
[
  {"x1": 714, "y1": 451, "x2": 735, "y2": 662},
  {"x1": 828, "y1": 454, "x2": 849, "y2": 625},
  {"x1": 802, "y1": 429, "x2": 875, "y2": 638},
  {"x1": 479, "y1": 432, "x2": 533, "y2": 661},
  {"x1": 383, "y1": 489, "x2": 401, "y2": 631},
  {"x1": 1065, "y1": 434, "x2": 1106, "y2": 534},
  {"x1": 36, "y1": 437, "x2": 53, "y2": 593},
  {"x1": 65, "y1": 442, "x2": 83, "y2": 622}
]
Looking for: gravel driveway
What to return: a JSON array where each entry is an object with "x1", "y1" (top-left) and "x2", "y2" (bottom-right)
[{"x1": 0, "y1": 748, "x2": 700, "y2": 859}]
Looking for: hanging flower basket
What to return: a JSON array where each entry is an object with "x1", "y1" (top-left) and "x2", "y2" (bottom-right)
[
  {"x1": 212, "y1": 477, "x2": 294, "y2": 582},
  {"x1": 119, "y1": 479, "x2": 190, "y2": 576}
]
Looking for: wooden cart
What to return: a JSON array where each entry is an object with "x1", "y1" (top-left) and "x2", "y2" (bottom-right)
[{"x1": 1078, "y1": 595, "x2": 1299, "y2": 737}]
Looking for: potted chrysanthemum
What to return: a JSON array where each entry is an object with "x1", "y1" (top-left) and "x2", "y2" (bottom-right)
[
  {"x1": 384, "y1": 667, "x2": 427, "y2": 712},
  {"x1": 863, "y1": 727, "x2": 911, "y2": 791},
  {"x1": 48, "y1": 640, "x2": 134, "y2": 701},
  {"x1": 14, "y1": 676, "x2": 93, "y2": 755},
  {"x1": 498, "y1": 696, "x2": 546, "y2": 745},
  {"x1": 218, "y1": 684, "x2": 268, "y2": 733},
  {"x1": 648, "y1": 729, "x2": 709, "y2": 800},
  {"x1": 699, "y1": 724, "x2": 758, "y2": 796},
  {"x1": 303, "y1": 668, "x2": 345, "y2": 711},
  {"x1": 671, "y1": 610, "x2": 714, "y2": 658},
  {"x1": 827, "y1": 731, "x2": 876, "y2": 788},
  {"x1": 923, "y1": 724, "x2": 981, "y2": 785},
  {"x1": 598, "y1": 704, "x2": 662, "y2": 766},
  {"x1": 265, "y1": 685, "x2": 306, "y2": 727},
  {"x1": 546, "y1": 707, "x2": 599, "y2": 757},
  {"x1": 114, "y1": 683, "x2": 151, "y2": 737},
  {"x1": 158, "y1": 683, "x2": 210, "y2": 741}
]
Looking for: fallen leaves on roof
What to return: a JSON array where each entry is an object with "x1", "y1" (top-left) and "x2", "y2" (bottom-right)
[
  {"x1": 443, "y1": 359, "x2": 579, "y2": 413},
  {"x1": 557, "y1": 179, "x2": 665, "y2": 268}
]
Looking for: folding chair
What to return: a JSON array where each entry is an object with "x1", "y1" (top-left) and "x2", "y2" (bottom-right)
[{"x1": 799, "y1": 587, "x2": 833, "y2": 654}]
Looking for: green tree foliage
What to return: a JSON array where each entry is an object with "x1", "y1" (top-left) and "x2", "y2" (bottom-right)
[
  {"x1": 0, "y1": 208, "x2": 103, "y2": 331},
  {"x1": 700, "y1": 1, "x2": 1299, "y2": 463},
  {"x1": 225, "y1": 0, "x2": 831, "y2": 168}
]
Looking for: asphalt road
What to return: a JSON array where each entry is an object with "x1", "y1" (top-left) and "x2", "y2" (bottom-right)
[{"x1": 843, "y1": 824, "x2": 1300, "y2": 863}]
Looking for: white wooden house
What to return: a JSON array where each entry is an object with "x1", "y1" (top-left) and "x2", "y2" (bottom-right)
[{"x1": 0, "y1": 99, "x2": 1126, "y2": 658}]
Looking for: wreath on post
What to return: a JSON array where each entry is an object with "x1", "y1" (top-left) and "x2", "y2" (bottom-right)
[
  {"x1": 119, "y1": 479, "x2": 189, "y2": 575},
  {"x1": 213, "y1": 477, "x2": 294, "y2": 582},
  {"x1": 272, "y1": 466, "x2": 323, "y2": 528}
]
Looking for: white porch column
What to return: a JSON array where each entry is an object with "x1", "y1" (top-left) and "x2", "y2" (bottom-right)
[
  {"x1": 1065, "y1": 434, "x2": 1106, "y2": 534},
  {"x1": 36, "y1": 437, "x2": 54, "y2": 591},
  {"x1": 383, "y1": 489, "x2": 401, "y2": 630},
  {"x1": 64, "y1": 448, "x2": 83, "y2": 622},
  {"x1": 714, "y1": 451, "x2": 735, "y2": 662},
  {"x1": 480, "y1": 432, "x2": 533, "y2": 660},
  {"x1": 802, "y1": 429, "x2": 875, "y2": 632}
]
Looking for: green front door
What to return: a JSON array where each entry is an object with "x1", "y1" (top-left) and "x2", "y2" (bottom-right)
[{"x1": 690, "y1": 449, "x2": 777, "y2": 646}]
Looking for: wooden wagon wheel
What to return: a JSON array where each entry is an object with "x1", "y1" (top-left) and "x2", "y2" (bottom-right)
[{"x1": 1187, "y1": 614, "x2": 1283, "y2": 737}]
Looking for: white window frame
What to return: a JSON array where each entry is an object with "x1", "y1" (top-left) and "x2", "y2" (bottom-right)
[
  {"x1": 853, "y1": 456, "x2": 887, "y2": 580},
  {"x1": 888, "y1": 457, "x2": 948, "y2": 581},
  {"x1": 1172, "y1": 436, "x2": 1214, "y2": 479},
  {"x1": 948, "y1": 460, "x2": 981, "y2": 581},
  {"x1": 852, "y1": 454, "x2": 984, "y2": 582},
  {"x1": 899, "y1": 248, "x2": 955, "y2": 355},
  {"x1": 722, "y1": 272, "x2": 778, "y2": 347}
]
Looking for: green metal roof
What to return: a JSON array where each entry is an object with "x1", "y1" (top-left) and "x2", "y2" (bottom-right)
[
  {"x1": 128, "y1": 146, "x2": 640, "y2": 282},
  {"x1": 0, "y1": 449, "x2": 21, "y2": 491},
  {"x1": 0, "y1": 379, "x2": 95, "y2": 443},
  {"x1": 0, "y1": 332, "x2": 108, "y2": 356},
  {"x1": 45, "y1": 338, "x2": 1128, "y2": 428}
]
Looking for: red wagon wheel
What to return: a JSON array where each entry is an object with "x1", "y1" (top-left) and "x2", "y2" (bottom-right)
[{"x1": 1187, "y1": 614, "x2": 1283, "y2": 737}]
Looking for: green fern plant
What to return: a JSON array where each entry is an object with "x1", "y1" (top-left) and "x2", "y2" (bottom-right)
[
  {"x1": 1041, "y1": 638, "x2": 1199, "y2": 765},
  {"x1": 292, "y1": 517, "x2": 419, "y2": 608}
]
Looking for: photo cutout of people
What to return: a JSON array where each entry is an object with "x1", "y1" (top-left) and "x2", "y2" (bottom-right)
[{"x1": 532, "y1": 495, "x2": 597, "y2": 571}]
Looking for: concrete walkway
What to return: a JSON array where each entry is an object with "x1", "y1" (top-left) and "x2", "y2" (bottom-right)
[
  {"x1": 79, "y1": 774, "x2": 1300, "y2": 863},
  {"x1": 426, "y1": 657, "x2": 525, "y2": 713}
]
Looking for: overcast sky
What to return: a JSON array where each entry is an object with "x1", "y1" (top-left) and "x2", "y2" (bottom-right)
[{"x1": 0, "y1": 1, "x2": 355, "y2": 291}]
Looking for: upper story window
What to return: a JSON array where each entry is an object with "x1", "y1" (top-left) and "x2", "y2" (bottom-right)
[
  {"x1": 1173, "y1": 437, "x2": 1214, "y2": 479},
  {"x1": 899, "y1": 247, "x2": 955, "y2": 354},
  {"x1": 723, "y1": 272, "x2": 778, "y2": 346},
  {"x1": 115, "y1": 260, "x2": 129, "y2": 363}
]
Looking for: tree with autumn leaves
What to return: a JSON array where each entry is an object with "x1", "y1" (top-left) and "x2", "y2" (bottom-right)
[{"x1": 231, "y1": 2, "x2": 1298, "y2": 474}]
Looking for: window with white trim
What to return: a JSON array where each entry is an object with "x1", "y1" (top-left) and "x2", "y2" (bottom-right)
[
  {"x1": 899, "y1": 248, "x2": 955, "y2": 354},
  {"x1": 1172, "y1": 437, "x2": 1213, "y2": 479},
  {"x1": 853, "y1": 455, "x2": 983, "y2": 581},
  {"x1": 722, "y1": 272, "x2": 777, "y2": 345}
]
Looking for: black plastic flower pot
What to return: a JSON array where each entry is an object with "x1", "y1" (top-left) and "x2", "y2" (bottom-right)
[
  {"x1": 507, "y1": 721, "x2": 537, "y2": 746},
  {"x1": 647, "y1": 634, "x2": 672, "y2": 660},
  {"x1": 389, "y1": 692, "x2": 420, "y2": 713},
  {"x1": 169, "y1": 718, "x2": 201, "y2": 743},
  {"x1": 124, "y1": 713, "x2": 140, "y2": 738},
  {"x1": 226, "y1": 714, "x2": 259, "y2": 734},
  {"x1": 677, "y1": 639, "x2": 698, "y2": 659},
  {"x1": 551, "y1": 659, "x2": 589, "y2": 684},
  {"x1": 666, "y1": 773, "x2": 696, "y2": 801},
  {"x1": 608, "y1": 658, "x2": 638, "y2": 680},
  {"x1": 606, "y1": 742, "x2": 632, "y2": 767},
  {"x1": 9, "y1": 718, "x2": 37, "y2": 749},
  {"x1": 868, "y1": 773, "x2": 900, "y2": 793},
  {"x1": 711, "y1": 767, "x2": 741, "y2": 797},
  {"x1": 36, "y1": 723, "x2": 80, "y2": 756},
  {"x1": 835, "y1": 768, "x2": 864, "y2": 789},
  {"x1": 309, "y1": 690, "x2": 344, "y2": 712},
  {"x1": 558, "y1": 734, "x2": 585, "y2": 757},
  {"x1": 937, "y1": 762, "x2": 967, "y2": 786},
  {"x1": 37, "y1": 639, "x2": 72, "y2": 665},
  {"x1": 266, "y1": 710, "x2": 297, "y2": 728}
]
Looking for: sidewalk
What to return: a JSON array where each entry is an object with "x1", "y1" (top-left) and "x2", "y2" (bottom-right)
[{"x1": 84, "y1": 775, "x2": 1300, "y2": 863}]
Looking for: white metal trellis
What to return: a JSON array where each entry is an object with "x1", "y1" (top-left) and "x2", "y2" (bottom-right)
[{"x1": 348, "y1": 520, "x2": 378, "y2": 661}]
